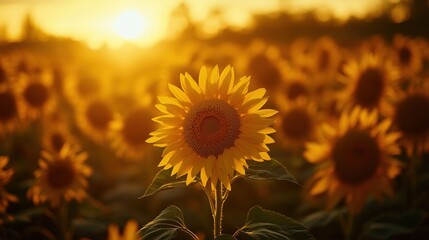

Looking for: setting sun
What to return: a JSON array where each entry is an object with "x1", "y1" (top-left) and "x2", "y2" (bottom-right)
[{"x1": 112, "y1": 10, "x2": 146, "y2": 40}]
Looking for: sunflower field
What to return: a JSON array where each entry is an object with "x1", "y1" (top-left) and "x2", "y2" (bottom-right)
[{"x1": 1, "y1": 1, "x2": 429, "y2": 240}]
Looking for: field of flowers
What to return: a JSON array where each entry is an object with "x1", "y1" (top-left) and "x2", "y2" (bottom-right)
[{"x1": 1, "y1": 12, "x2": 429, "y2": 240}]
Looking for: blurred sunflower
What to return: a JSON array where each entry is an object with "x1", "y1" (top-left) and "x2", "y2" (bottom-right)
[
  {"x1": 275, "y1": 98, "x2": 319, "y2": 150},
  {"x1": 359, "y1": 35, "x2": 388, "y2": 57},
  {"x1": 65, "y1": 70, "x2": 108, "y2": 105},
  {"x1": 110, "y1": 105, "x2": 155, "y2": 160},
  {"x1": 42, "y1": 113, "x2": 76, "y2": 153},
  {"x1": 27, "y1": 144, "x2": 92, "y2": 207},
  {"x1": 275, "y1": 69, "x2": 311, "y2": 104},
  {"x1": 0, "y1": 86, "x2": 23, "y2": 136},
  {"x1": 304, "y1": 108, "x2": 402, "y2": 214},
  {"x1": 309, "y1": 36, "x2": 341, "y2": 77},
  {"x1": 0, "y1": 156, "x2": 18, "y2": 213},
  {"x1": 338, "y1": 53, "x2": 399, "y2": 116},
  {"x1": 392, "y1": 35, "x2": 423, "y2": 78},
  {"x1": 238, "y1": 40, "x2": 284, "y2": 93},
  {"x1": 76, "y1": 97, "x2": 116, "y2": 143},
  {"x1": 15, "y1": 73, "x2": 55, "y2": 121},
  {"x1": 147, "y1": 65, "x2": 277, "y2": 190},
  {"x1": 108, "y1": 220, "x2": 139, "y2": 240},
  {"x1": 288, "y1": 38, "x2": 313, "y2": 73},
  {"x1": 392, "y1": 85, "x2": 429, "y2": 155}
]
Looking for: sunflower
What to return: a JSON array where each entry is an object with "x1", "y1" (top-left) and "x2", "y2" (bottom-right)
[
  {"x1": 338, "y1": 53, "x2": 399, "y2": 117},
  {"x1": 0, "y1": 86, "x2": 23, "y2": 136},
  {"x1": 15, "y1": 72, "x2": 55, "y2": 121},
  {"x1": 275, "y1": 98, "x2": 319, "y2": 150},
  {"x1": 75, "y1": 97, "x2": 116, "y2": 143},
  {"x1": 110, "y1": 105, "x2": 155, "y2": 160},
  {"x1": 392, "y1": 35, "x2": 423, "y2": 78},
  {"x1": 108, "y1": 220, "x2": 139, "y2": 240},
  {"x1": 392, "y1": 85, "x2": 429, "y2": 155},
  {"x1": 27, "y1": 144, "x2": 92, "y2": 207},
  {"x1": 358, "y1": 35, "x2": 388, "y2": 57},
  {"x1": 304, "y1": 107, "x2": 402, "y2": 214},
  {"x1": 309, "y1": 36, "x2": 341, "y2": 77},
  {"x1": 64, "y1": 70, "x2": 109, "y2": 105},
  {"x1": 42, "y1": 113, "x2": 76, "y2": 153},
  {"x1": 275, "y1": 68, "x2": 311, "y2": 104},
  {"x1": 237, "y1": 40, "x2": 284, "y2": 93},
  {"x1": 288, "y1": 38, "x2": 313, "y2": 73},
  {"x1": 147, "y1": 65, "x2": 277, "y2": 190},
  {"x1": 0, "y1": 156, "x2": 18, "y2": 213}
]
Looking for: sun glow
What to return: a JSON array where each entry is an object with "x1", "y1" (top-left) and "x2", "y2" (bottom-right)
[{"x1": 112, "y1": 10, "x2": 146, "y2": 40}]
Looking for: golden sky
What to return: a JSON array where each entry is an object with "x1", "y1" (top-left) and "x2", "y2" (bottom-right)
[{"x1": 0, "y1": 0, "x2": 384, "y2": 48}]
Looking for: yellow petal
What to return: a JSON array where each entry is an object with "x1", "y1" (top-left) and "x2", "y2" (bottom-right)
[
  {"x1": 199, "y1": 66, "x2": 208, "y2": 94},
  {"x1": 168, "y1": 83, "x2": 191, "y2": 103}
]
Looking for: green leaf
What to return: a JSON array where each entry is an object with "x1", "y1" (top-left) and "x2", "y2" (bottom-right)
[
  {"x1": 141, "y1": 168, "x2": 199, "y2": 198},
  {"x1": 242, "y1": 158, "x2": 298, "y2": 185},
  {"x1": 302, "y1": 208, "x2": 347, "y2": 228},
  {"x1": 11, "y1": 207, "x2": 48, "y2": 223},
  {"x1": 361, "y1": 210, "x2": 425, "y2": 240},
  {"x1": 215, "y1": 234, "x2": 238, "y2": 240},
  {"x1": 138, "y1": 205, "x2": 197, "y2": 240},
  {"x1": 235, "y1": 205, "x2": 314, "y2": 240}
]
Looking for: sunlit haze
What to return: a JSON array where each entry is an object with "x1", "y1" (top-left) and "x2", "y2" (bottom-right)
[{"x1": 0, "y1": 0, "x2": 384, "y2": 48}]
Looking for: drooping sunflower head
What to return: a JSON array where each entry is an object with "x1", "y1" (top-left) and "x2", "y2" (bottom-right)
[
  {"x1": 0, "y1": 156, "x2": 18, "y2": 213},
  {"x1": 27, "y1": 144, "x2": 92, "y2": 207},
  {"x1": 393, "y1": 87, "x2": 429, "y2": 155},
  {"x1": 304, "y1": 107, "x2": 402, "y2": 214},
  {"x1": 339, "y1": 53, "x2": 399, "y2": 116},
  {"x1": 147, "y1": 65, "x2": 277, "y2": 190}
]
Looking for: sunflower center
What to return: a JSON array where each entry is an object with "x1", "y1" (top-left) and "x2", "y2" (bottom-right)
[
  {"x1": 46, "y1": 160, "x2": 76, "y2": 189},
  {"x1": 0, "y1": 92, "x2": 18, "y2": 122},
  {"x1": 51, "y1": 132, "x2": 65, "y2": 152},
  {"x1": 399, "y1": 47, "x2": 412, "y2": 66},
  {"x1": 184, "y1": 99, "x2": 240, "y2": 158},
  {"x1": 318, "y1": 49, "x2": 330, "y2": 72},
  {"x1": 354, "y1": 68, "x2": 384, "y2": 109},
  {"x1": 85, "y1": 101, "x2": 114, "y2": 130},
  {"x1": 286, "y1": 82, "x2": 308, "y2": 100},
  {"x1": 394, "y1": 93, "x2": 429, "y2": 138},
  {"x1": 333, "y1": 130, "x2": 380, "y2": 185},
  {"x1": 281, "y1": 108, "x2": 312, "y2": 140},
  {"x1": 24, "y1": 82, "x2": 49, "y2": 108},
  {"x1": 122, "y1": 108, "x2": 151, "y2": 145}
]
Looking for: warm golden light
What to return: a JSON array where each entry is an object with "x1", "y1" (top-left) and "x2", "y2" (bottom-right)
[{"x1": 112, "y1": 10, "x2": 146, "y2": 40}]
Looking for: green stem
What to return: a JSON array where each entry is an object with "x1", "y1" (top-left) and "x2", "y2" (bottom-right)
[
  {"x1": 213, "y1": 183, "x2": 224, "y2": 239},
  {"x1": 58, "y1": 200, "x2": 72, "y2": 240},
  {"x1": 338, "y1": 211, "x2": 353, "y2": 240},
  {"x1": 408, "y1": 143, "x2": 420, "y2": 208}
]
